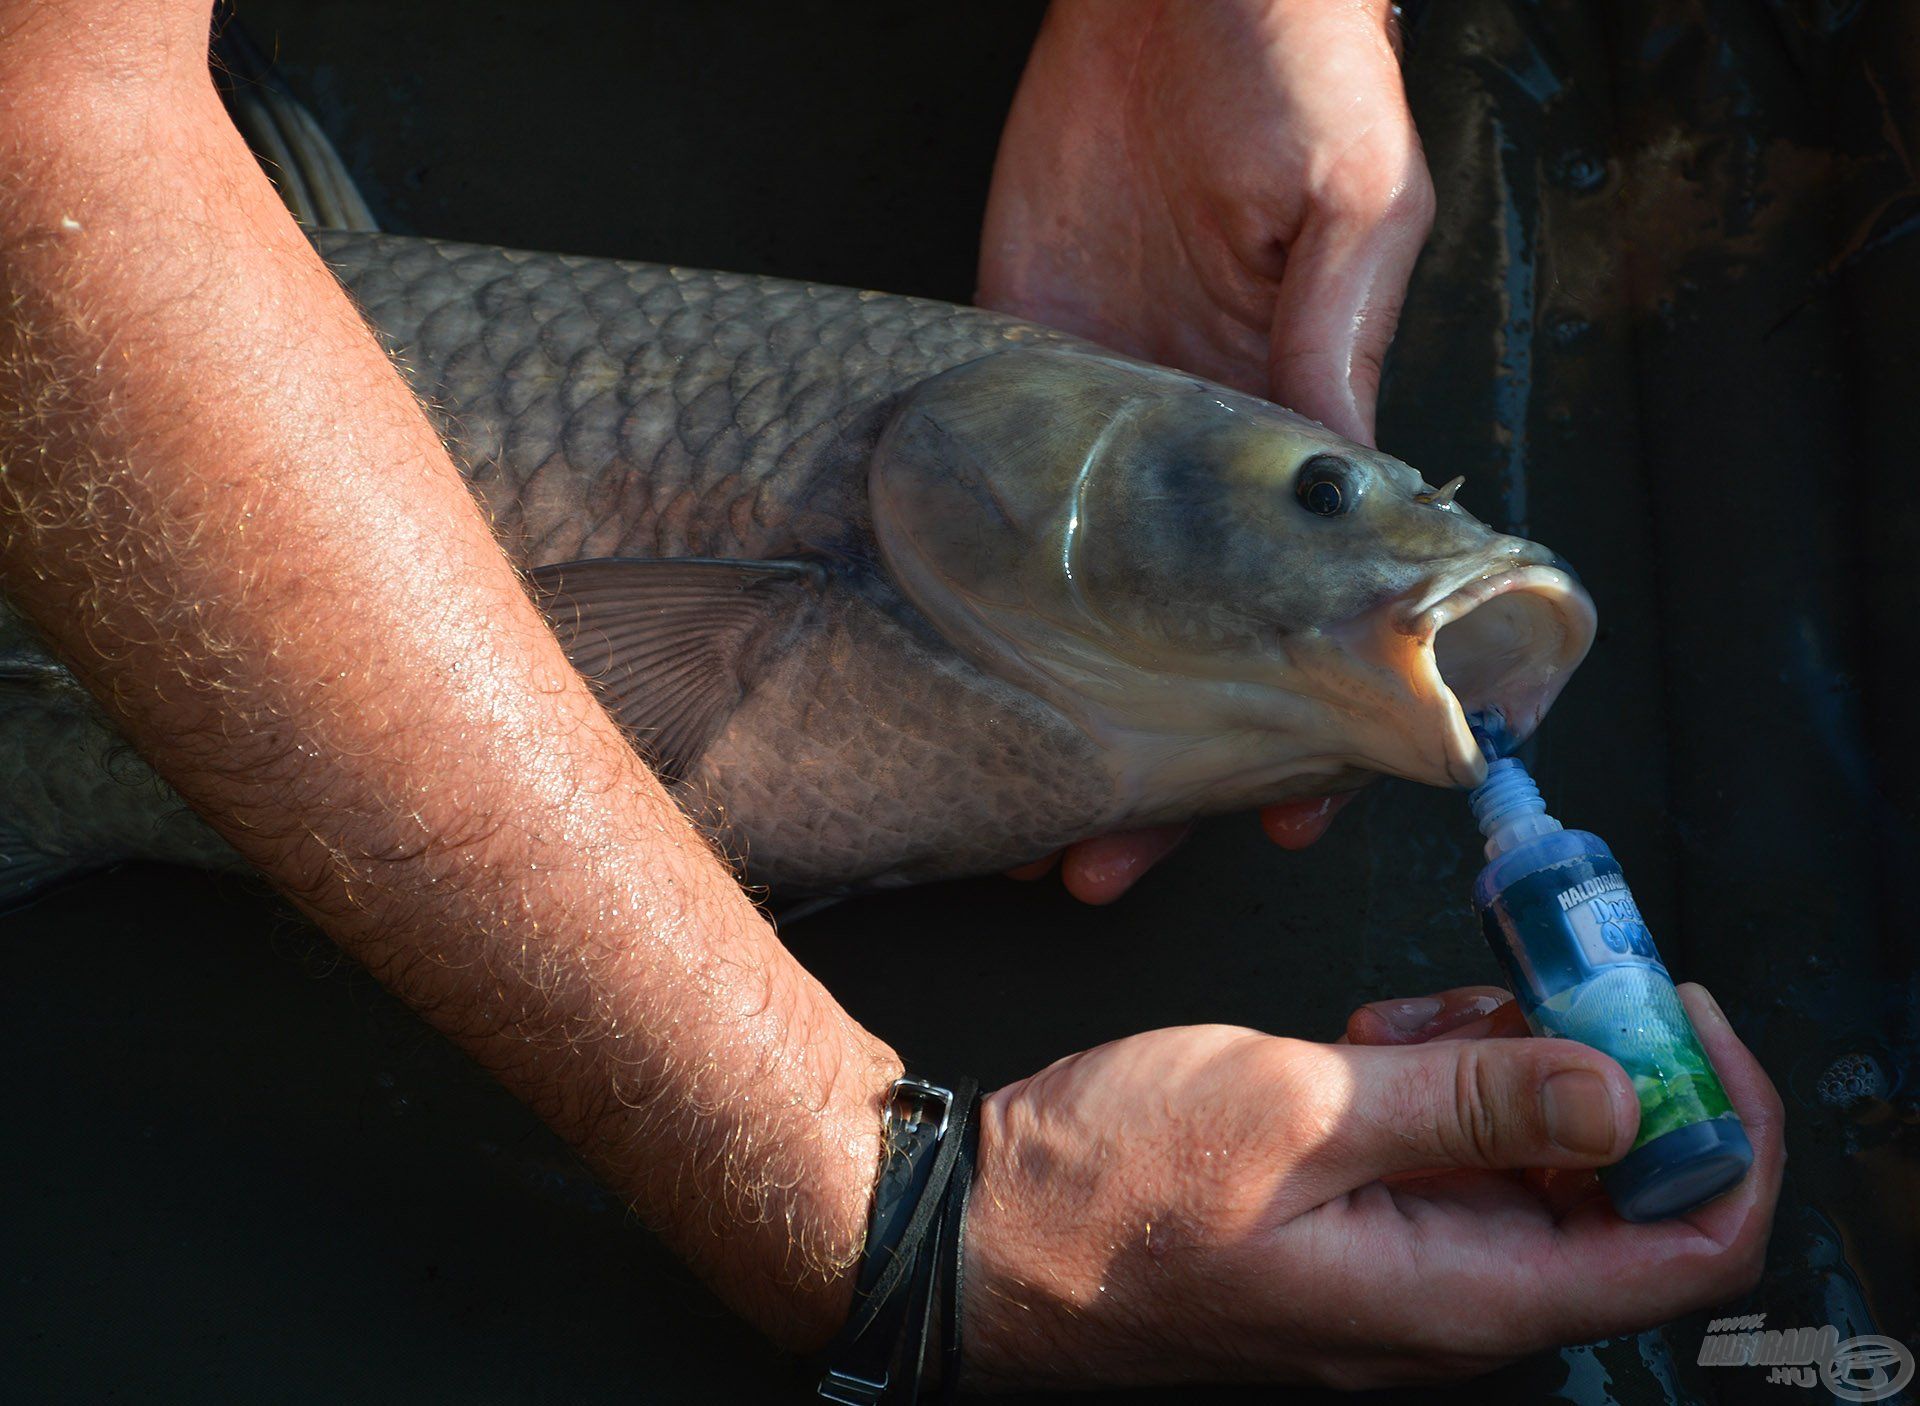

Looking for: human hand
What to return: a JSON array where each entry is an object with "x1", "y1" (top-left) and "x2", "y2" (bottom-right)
[
  {"x1": 982, "y1": 0, "x2": 1433, "y2": 901},
  {"x1": 979, "y1": 0, "x2": 1431, "y2": 440},
  {"x1": 961, "y1": 984, "x2": 1782, "y2": 1389}
]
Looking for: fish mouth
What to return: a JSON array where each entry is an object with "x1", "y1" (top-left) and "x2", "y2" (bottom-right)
[{"x1": 1395, "y1": 562, "x2": 1597, "y2": 787}]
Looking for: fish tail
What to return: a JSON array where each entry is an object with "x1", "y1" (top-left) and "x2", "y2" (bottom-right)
[
  {"x1": 0, "y1": 602, "x2": 241, "y2": 913},
  {"x1": 0, "y1": 823, "x2": 99, "y2": 913},
  {"x1": 211, "y1": 4, "x2": 381, "y2": 233},
  {"x1": 0, "y1": 616, "x2": 106, "y2": 911}
]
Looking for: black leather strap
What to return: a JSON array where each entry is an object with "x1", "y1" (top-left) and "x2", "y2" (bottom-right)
[
  {"x1": 816, "y1": 1078, "x2": 979, "y2": 1405},
  {"x1": 938, "y1": 1090, "x2": 982, "y2": 1402},
  {"x1": 903, "y1": 1087, "x2": 981, "y2": 1403},
  {"x1": 900, "y1": 1191, "x2": 944, "y2": 1403}
]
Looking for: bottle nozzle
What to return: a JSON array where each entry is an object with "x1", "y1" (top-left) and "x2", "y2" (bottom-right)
[
  {"x1": 1467, "y1": 708, "x2": 1522, "y2": 763},
  {"x1": 1470, "y1": 752, "x2": 1563, "y2": 860}
]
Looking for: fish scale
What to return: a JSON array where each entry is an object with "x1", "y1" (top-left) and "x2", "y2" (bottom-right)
[{"x1": 319, "y1": 232, "x2": 1076, "y2": 568}]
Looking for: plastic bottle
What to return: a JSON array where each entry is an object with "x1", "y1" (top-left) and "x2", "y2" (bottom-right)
[{"x1": 1467, "y1": 731, "x2": 1752, "y2": 1221}]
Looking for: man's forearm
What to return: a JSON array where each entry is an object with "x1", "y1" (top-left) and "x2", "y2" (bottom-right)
[{"x1": 0, "y1": 6, "x2": 895, "y2": 1346}]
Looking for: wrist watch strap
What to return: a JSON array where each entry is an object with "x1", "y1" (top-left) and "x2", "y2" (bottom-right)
[
  {"x1": 937, "y1": 1092, "x2": 981, "y2": 1402},
  {"x1": 816, "y1": 1078, "x2": 957, "y2": 1405}
]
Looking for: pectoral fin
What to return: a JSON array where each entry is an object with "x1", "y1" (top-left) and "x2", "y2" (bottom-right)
[{"x1": 529, "y1": 557, "x2": 822, "y2": 782}]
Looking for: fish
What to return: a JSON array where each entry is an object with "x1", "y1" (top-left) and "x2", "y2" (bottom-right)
[{"x1": 0, "y1": 229, "x2": 1597, "y2": 904}]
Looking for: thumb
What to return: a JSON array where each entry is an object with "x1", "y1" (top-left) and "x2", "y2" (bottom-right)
[
  {"x1": 1323, "y1": 1036, "x2": 1640, "y2": 1187},
  {"x1": 1267, "y1": 170, "x2": 1434, "y2": 445}
]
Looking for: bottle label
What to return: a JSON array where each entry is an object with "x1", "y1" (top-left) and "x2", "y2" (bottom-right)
[
  {"x1": 1557, "y1": 871, "x2": 1660, "y2": 966},
  {"x1": 1530, "y1": 965, "x2": 1733, "y2": 1149},
  {"x1": 1483, "y1": 855, "x2": 1734, "y2": 1151},
  {"x1": 1483, "y1": 853, "x2": 1663, "y2": 1001}
]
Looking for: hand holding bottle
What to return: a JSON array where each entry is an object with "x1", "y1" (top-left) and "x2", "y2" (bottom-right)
[{"x1": 961, "y1": 984, "x2": 1782, "y2": 1389}]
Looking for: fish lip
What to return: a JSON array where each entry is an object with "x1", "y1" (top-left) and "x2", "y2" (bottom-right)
[{"x1": 1397, "y1": 562, "x2": 1599, "y2": 787}]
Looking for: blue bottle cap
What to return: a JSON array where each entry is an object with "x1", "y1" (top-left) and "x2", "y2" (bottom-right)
[{"x1": 1603, "y1": 1115, "x2": 1754, "y2": 1222}]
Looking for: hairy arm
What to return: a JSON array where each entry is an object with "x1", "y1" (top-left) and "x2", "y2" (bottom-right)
[{"x1": 0, "y1": 0, "x2": 896, "y2": 1346}]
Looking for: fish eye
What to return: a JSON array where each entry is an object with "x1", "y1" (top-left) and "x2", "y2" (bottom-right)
[{"x1": 1295, "y1": 454, "x2": 1358, "y2": 517}]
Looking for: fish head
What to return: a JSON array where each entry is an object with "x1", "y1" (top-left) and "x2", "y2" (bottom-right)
[{"x1": 870, "y1": 348, "x2": 1595, "y2": 811}]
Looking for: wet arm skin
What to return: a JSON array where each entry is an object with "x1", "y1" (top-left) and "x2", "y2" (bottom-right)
[{"x1": 0, "y1": 0, "x2": 897, "y2": 1347}]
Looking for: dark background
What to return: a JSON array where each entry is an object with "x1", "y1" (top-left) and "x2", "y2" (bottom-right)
[{"x1": 5, "y1": 2, "x2": 1915, "y2": 1402}]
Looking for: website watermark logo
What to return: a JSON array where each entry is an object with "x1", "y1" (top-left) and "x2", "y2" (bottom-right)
[{"x1": 1698, "y1": 1314, "x2": 1914, "y2": 1402}]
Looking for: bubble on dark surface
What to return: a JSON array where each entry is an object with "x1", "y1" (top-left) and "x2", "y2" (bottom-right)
[
  {"x1": 1548, "y1": 314, "x2": 1592, "y2": 346},
  {"x1": 1815, "y1": 1052, "x2": 1890, "y2": 1109},
  {"x1": 1549, "y1": 148, "x2": 1610, "y2": 192}
]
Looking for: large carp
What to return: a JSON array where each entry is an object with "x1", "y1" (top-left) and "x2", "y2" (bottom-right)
[{"x1": 0, "y1": 232, "x2": 1595, "y2": 900}]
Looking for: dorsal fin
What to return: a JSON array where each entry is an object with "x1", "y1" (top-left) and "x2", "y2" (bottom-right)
[
  {"x1": 211, "y1": 7, "x2": 380, "y2": 231},
  {"x1": 529, "y1": 557, "x2": 821, "y2": 781}
]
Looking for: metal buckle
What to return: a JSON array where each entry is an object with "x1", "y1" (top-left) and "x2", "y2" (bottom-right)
[
  {"x1": 816, "y1": 1366, "x2": 889, "y2": 1405},
  {"x1": 888, "y1": 1077, "x2": 953, "y2": 1142}
]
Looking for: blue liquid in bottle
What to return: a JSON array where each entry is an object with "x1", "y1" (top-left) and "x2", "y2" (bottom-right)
[{"x1": 1467, "y1": 730, "x2": 1752, "y2": 1221}]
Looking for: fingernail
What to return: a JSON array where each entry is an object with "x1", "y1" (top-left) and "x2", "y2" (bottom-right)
[
  {"x1": 1420, "y1": 993, "x2": 1510, "y2": 1041},
  {"x1": 1366, "y1": 996, "x2": 1444, "y2": 1034},
  {"x1": 1541, "y1": 1070, "x2": 1619, "y2": 1156}
]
